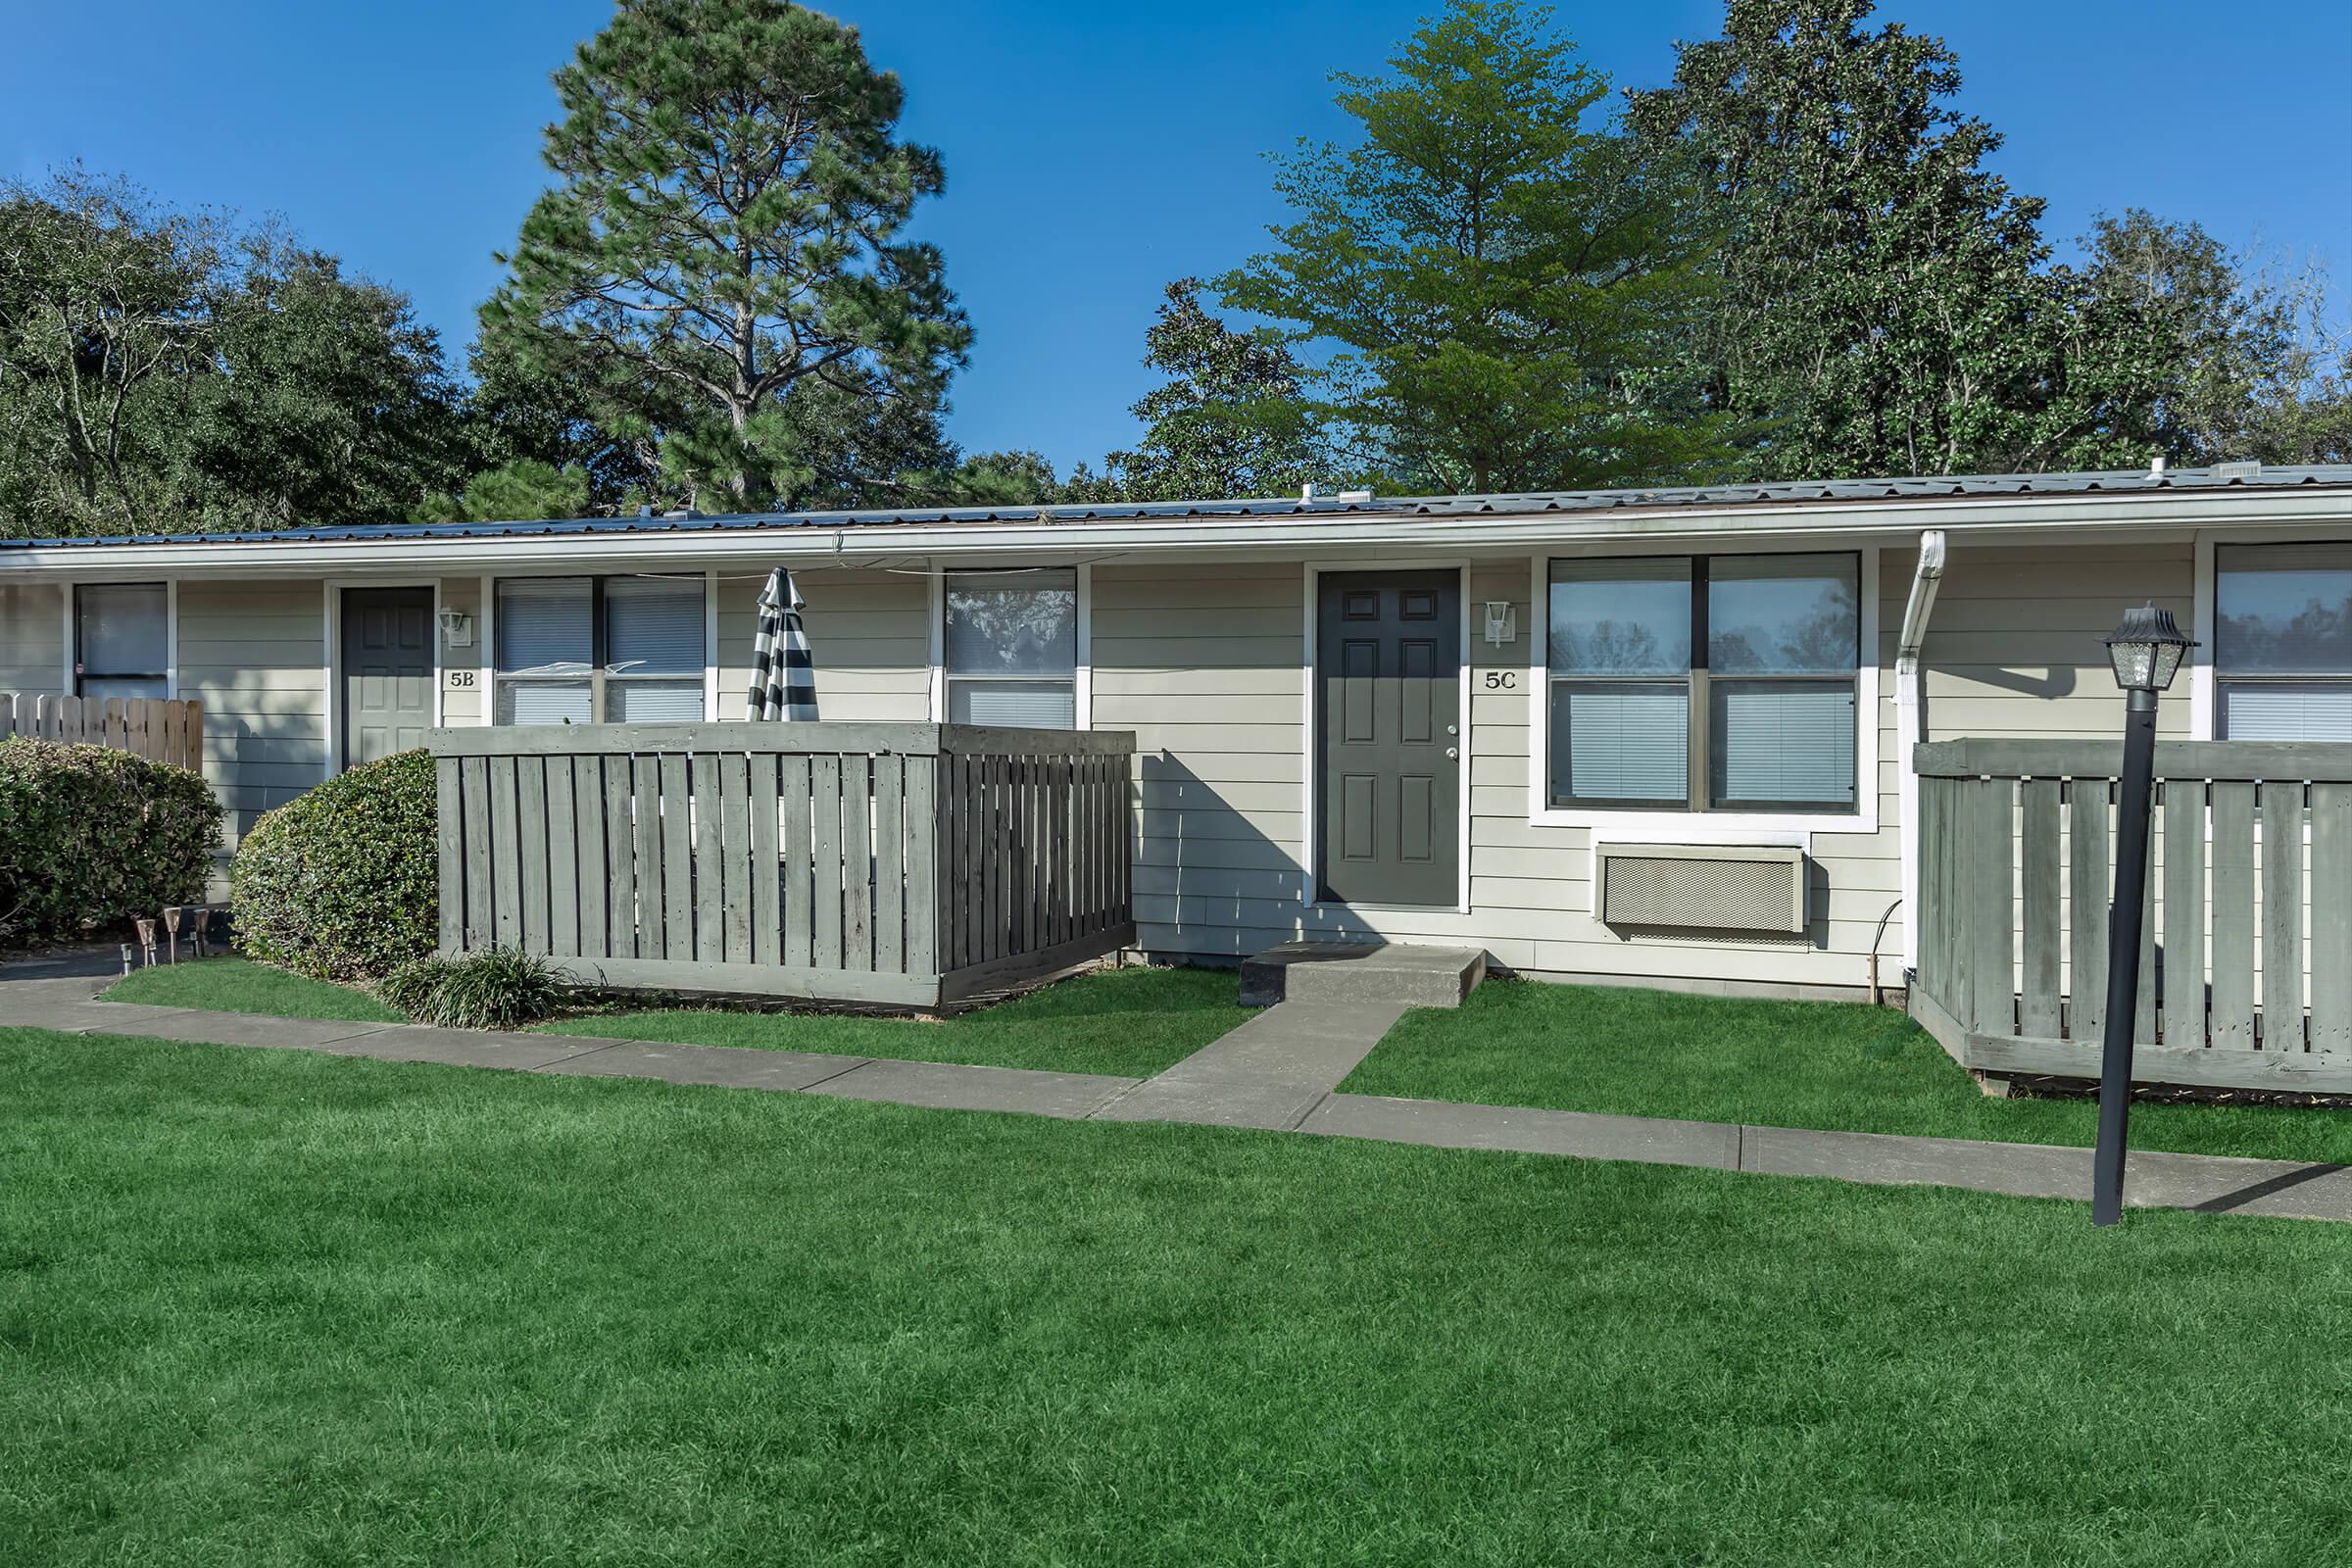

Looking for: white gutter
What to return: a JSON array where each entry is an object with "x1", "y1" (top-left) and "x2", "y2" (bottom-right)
[
  {"x1": 3, "y1": 485, "x2": 2347, "y2": 579},
  {"x1": 1894, "y1": 530, "x2": 1948, "y2": 974}
]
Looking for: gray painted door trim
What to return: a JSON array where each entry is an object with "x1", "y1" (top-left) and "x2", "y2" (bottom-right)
[{"x1": 1309, "y1": 565, "x2": 1466, "y2": 909}]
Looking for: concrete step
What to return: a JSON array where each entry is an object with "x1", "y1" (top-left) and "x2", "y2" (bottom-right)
[{"x1": 1238, "y1": 941, "x2": 1488, "y2": 1009}]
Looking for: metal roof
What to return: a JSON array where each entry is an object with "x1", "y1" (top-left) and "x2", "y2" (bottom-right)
[{"x1": 5, "y1": 464, "x2": 2348, "y2": 551}]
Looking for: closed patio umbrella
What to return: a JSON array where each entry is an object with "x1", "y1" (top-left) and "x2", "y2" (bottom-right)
[{"x1": 746, "y1": 567, "x2": 817, "y2": 721}]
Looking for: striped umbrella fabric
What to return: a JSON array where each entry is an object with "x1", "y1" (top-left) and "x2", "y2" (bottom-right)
[{"x1": 746, "y1": 567, "x2": 817, "y2": 721}]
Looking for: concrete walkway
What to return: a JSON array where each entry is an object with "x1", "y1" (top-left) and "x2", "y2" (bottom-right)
[{"x1": 7, "y1": 959, "x2": 2350, "y2": 1223}]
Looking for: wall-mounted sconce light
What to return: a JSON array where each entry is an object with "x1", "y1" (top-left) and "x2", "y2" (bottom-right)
[
  {"x1": 1483, "y1": 602, "x2": 1517, "y2": 646},
  {"x1": 436, "y1": 608, "x2": 475, "y2": 648}
]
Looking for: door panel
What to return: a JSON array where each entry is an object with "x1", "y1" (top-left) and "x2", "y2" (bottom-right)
[
  {"x1": 1317, "y1": 570, "x2": 1461, "y2": 906},
  {"x1": 343, "y1": 588, "x2": 435, "y2": 768}
]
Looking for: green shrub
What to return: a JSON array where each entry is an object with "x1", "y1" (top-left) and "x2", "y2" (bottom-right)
[
  {"x1": 231, "y1": 750, "x2": 437, "y2": 981},
  {"x1": 0, "y1": 739, "x2": 222, "y2": 946},
  {"x1": 399, "y1": 946, "x2": 570, "y2": 1030}
]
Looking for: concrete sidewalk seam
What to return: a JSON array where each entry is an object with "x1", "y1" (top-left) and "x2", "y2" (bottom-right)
[{"x1": 10, "y1": 990, "x2": 2351, "y2": 1223}]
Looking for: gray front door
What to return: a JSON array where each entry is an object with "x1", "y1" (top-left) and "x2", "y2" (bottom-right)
[
  {"x1": 342, "y1": 587, "x2": 434, "y2": 768},
  {"x1": 1317, "y1": 570, "x2": 1461, "y2": 906}
]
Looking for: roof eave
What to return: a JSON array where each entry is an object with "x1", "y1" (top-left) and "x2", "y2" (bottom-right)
[{"x1": 4, "y1": 480, "x2": 2348, "y2": 578}]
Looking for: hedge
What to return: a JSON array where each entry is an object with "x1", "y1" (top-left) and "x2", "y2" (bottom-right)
[
  {"x1": 231, "y1": 750, "x2": 438, "y2": 981},
  {"x1": 0, "y1": 738, "x2": 223, "y2": 947}
]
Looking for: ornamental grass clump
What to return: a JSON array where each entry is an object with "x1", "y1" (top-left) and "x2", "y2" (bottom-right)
[
  {"x1": 231, "y1": 750, "x2": 435, "y2": 980},
  {"x1": 377, "y1": 955, "x2": 462, "y2": 1021},
  {"x1": 387, "y1": 946, "x2": 570, "y2": 1031},
  {"x1": 0, "y1": 739, "x2": 221, "y2": 947}
]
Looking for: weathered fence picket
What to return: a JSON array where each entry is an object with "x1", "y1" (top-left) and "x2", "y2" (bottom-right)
[
  {"x1": 428, "y1": 721, "x2": 1135, "y2": 1009},
  {"x1": 1, "y1": 692, "x2": 203, "y2": 770},
  {"x1": 1912, "y1": 738, "x2": 2352, "y2": 1093}
]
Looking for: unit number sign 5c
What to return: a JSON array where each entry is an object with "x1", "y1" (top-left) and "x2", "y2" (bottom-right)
[{"x1": 1482, "y1": 670, "x2": 1517, "y2": 690}]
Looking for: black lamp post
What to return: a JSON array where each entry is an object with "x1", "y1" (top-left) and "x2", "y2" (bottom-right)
[{"x1": 2092, "y1": 604, "x2": 2197, "y2": 1227}]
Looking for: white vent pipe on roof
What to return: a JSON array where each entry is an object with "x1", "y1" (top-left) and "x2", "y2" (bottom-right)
[{"x1": 1894, "y1": 529, "x2": 1948, "y2": 975}]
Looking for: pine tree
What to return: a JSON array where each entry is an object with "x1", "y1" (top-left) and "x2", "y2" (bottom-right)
[{"x1": 481, "y1": 0, "x2": 971, "y2": 511}]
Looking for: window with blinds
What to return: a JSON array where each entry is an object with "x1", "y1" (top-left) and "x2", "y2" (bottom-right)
[
  {"x1": 2216, "y1": 541, "x2": 2352, "y2": 743},
  {"x1": 495, "y1": 575, "x2": 705, "y2": 725},
  {"x1": 74, "y1": 583, "x2": 169, "y2": 701},
  {"x1": 945, "y1": 569, "x2": 1077, "y2": 728},
  {"x1": 1547, "y1": 553, "x2": 1859, "y2": 812}
]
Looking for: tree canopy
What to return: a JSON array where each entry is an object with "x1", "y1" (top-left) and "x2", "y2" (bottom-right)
[
  {"x1": 1066, "y1": 280, "x2": 1323, "y2": 502},
  {"x1": 0, "y1": 168, "x2": 467, "y2": 537},
  {"x1": 1628, "y1": 0, "x2": 2187, "y2": 478},
  {"x1": 3, "y1": 0, "x2": 2344, "y2": 540},
  {"x1": 1219, "y1": 1, "x2": 1737, "y2": 494},
  {"x1": 480, "y1": 0, "x2": 971, "y2": 512}
]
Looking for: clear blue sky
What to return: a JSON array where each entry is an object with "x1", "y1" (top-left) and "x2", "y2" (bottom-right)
[{"x1": 8, "y1": 2, "x2": 2349, "y2": 472}]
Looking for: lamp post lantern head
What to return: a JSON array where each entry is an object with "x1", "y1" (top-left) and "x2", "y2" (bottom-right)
[{"x1": 2102, "y1": 604, "x2": 2196, "y2": 693}]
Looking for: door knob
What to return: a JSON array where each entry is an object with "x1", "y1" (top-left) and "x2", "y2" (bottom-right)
[{"x1": 1446, "y1": 747, "x2": 1458, "y2": 760}]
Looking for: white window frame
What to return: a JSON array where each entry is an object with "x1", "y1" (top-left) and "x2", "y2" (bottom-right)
[
  {"x1": 482, "y1": 569, "x2": 714, "y2": 727},
  {"x1": 2192, "y1": 530, "x2": 2352, "y2": 742},
  {"x1": 927, "y1": 560, "x2": 1091, "y2": 729},
  {"x1": 1526, "y1": 544, "x2": 1882, "y2": 839}
]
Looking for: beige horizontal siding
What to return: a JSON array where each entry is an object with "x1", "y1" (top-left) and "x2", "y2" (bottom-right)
[
  {"x1": 715, "y1": 566, "x2": 928, "y2": 721},
  {"x1": 176, "y1": 579, "x2": 327, "y2": 841}
]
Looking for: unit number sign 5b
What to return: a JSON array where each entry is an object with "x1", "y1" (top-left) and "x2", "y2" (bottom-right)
[{"x1": 445, "y1": 668, "x2": 480, "y2": 692}]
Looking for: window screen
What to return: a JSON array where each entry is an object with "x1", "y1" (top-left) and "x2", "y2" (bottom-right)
[
  {"x1": 945, "y1": 570, "x2": 1077, "y2": 729},
  {"x1": 75, "y1": 583, "x2": 169, "y2": 701},
  {"x1": 2217, "y1": 542, "x2": 2352, "y2": 742}
]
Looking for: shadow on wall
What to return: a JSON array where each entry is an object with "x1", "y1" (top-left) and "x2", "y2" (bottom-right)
[{"x1": 1133, "y1": 752, "x2": 1836, "y2": 965}]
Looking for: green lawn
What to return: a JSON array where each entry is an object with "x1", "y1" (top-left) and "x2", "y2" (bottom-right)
[
  {"x1": 3, "y1": 1028, "x2": 2346, "y2": 1566},
  {"x1": 540, "y1": 962, "x2": 1247, "y2": 1077},
  {"x1": 105, "y1": 957, "x2": 1245, "y2": 1079},
  {"x1": 1343, "y1": 979, "x2": 2352, "y2": 1166},
  {"x1": 103, "y1": 956, "x2": 404, "y2": 1023}
]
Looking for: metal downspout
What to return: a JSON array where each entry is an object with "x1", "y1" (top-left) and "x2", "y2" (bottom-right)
[{"x1": 1894, "y1": 530, "x2": 1948, "y2": 977}]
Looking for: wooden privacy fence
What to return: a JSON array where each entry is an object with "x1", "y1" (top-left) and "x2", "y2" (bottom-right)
[
  {"x1": 427, "y1": 721, "x2": 1136, "y2": 1009},
  {"x1": 1, "y1": 692, "x2": 204, "y2": 771},
  {"x1": 1912, "y1": 738, "x2": 2352, "y2": 1093}
]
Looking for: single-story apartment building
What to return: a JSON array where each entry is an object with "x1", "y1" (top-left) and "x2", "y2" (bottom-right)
[{"x1": 3, "y1": 463, "x2": 2347, "y2": 1001}]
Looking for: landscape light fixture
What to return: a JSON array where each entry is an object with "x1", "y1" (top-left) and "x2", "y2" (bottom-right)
[{"x1": 2091, "y1": 603, "x2": 2196, "y2": 1227}]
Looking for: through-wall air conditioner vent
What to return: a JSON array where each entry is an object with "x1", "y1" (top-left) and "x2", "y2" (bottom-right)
[{"x1": 1597, "y1": 844, "x2": 1808, "y2": 934}]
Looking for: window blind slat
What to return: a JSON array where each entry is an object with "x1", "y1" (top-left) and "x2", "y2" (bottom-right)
[
  {"x1": 497, "y1": 578, "x2": 592, "y2": 676},
  {"x1": 2219, "y1": 683, "x2": 2352, "y2": 743},
  {"x1": 605, "y1": 576, "x2": 704, "y2": 676},
  {"x1": 608, "y1": 680, "x2": 706, "y2": 722},
  {"x1": 498, "y1": 680, "x2": 593, "y2": 726},
  {"x1": 1552, "y1": 682, "x2": 1689, "y2": 802},
  {"x1": 1711, "y1": 682, "x2": 1856, "y2": 806},
  {"x1": 949, "y1": 679, "x2": 1076, "y2": 729}
]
